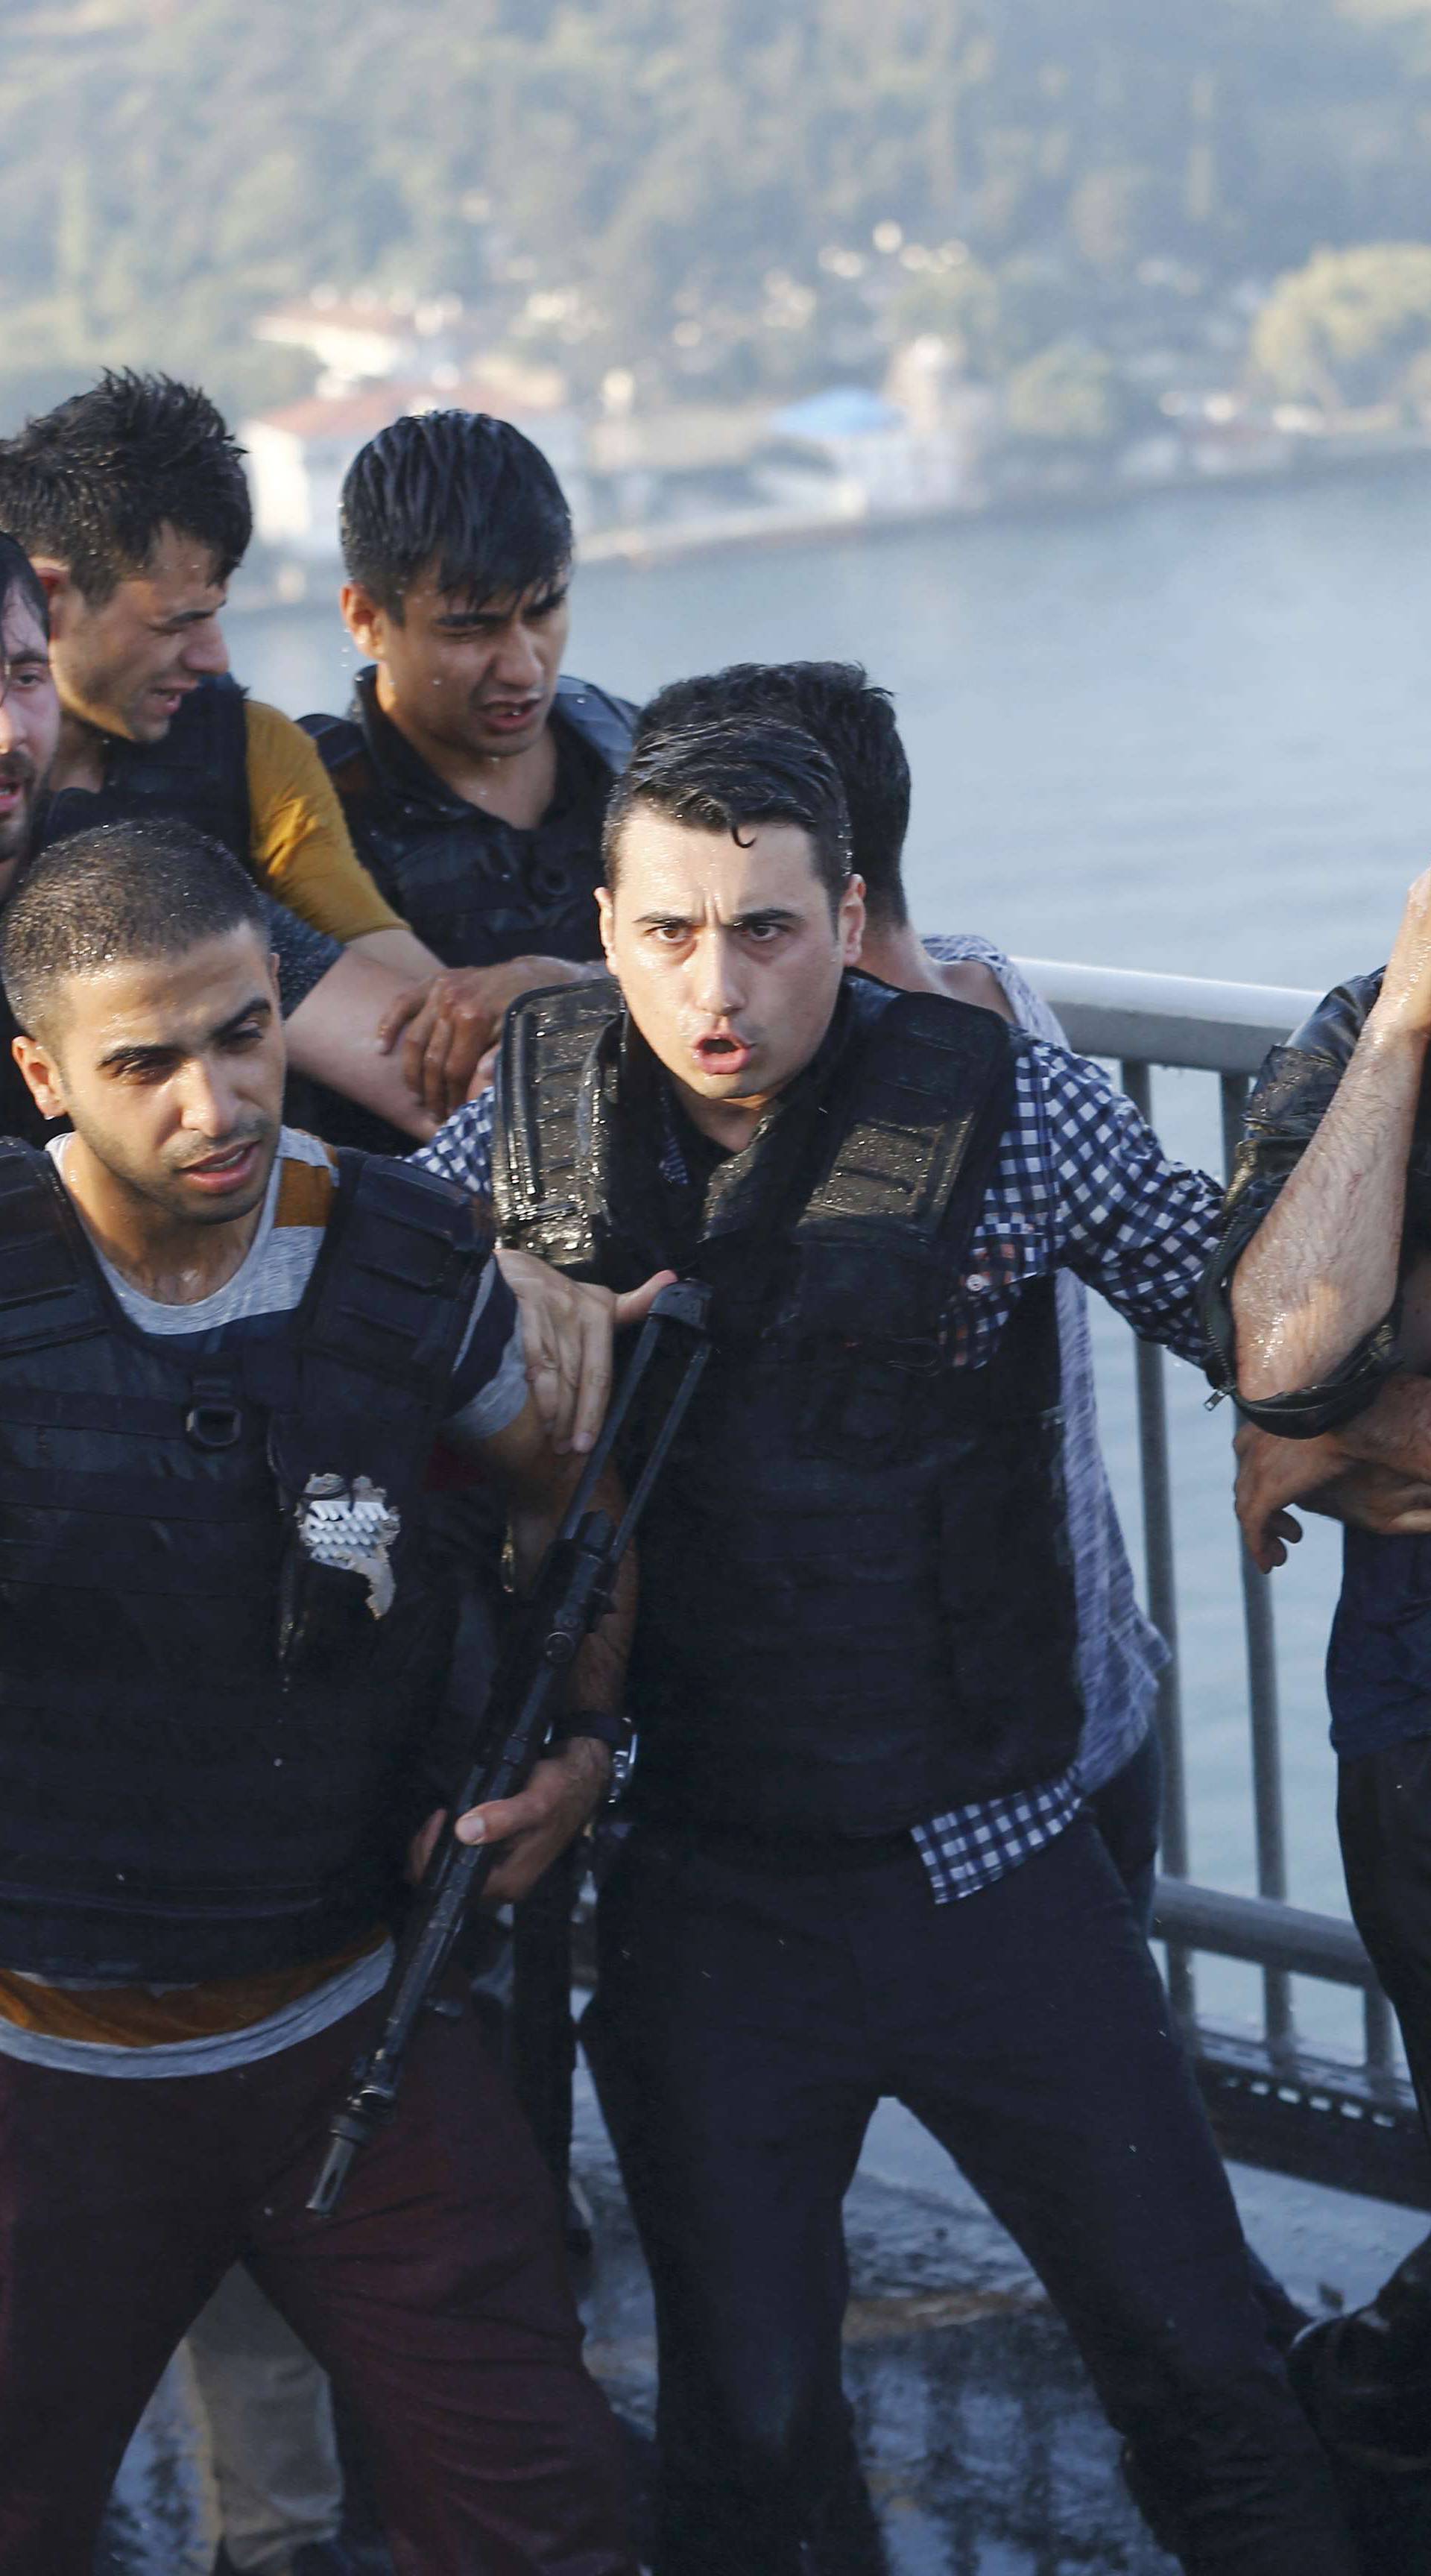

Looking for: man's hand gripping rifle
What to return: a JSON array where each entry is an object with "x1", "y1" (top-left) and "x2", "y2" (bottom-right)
[{"x1": 308, "y1": 1277, "x2": 711, "y2": 2219}]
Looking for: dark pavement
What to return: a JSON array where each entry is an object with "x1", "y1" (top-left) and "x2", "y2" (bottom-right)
[{"x1": 98, "y1": 2063, "x2": 1431, "y2": 2575}]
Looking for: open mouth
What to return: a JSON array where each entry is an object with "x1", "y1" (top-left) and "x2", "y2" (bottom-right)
[
  {"x1": 0, "y1": 774, "x2": 30, "y2": 817},
  {"x1": 693, "y1": 1032, "x2": 754, "y2": 1077},
  {"x1": 181, "y1": 1139, "x2": 262, "y2": 1195},
  {"x1": 480, "y1": 697, "x2": 543, "y2": 732}
]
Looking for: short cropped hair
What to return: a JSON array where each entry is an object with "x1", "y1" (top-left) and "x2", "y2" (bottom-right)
[
  {"x1": 604, "y1": 719, "x2": 853, "y2": 917},
  {"x1": 340, "y1": 410, "x2": 573, "y2": 619},
  {"x1": 0, "y1": 533, "x2": 48, "y2": 643},
  {"x1": 1, "y1": 820, "x2": 268, "y2": 1041},
  {"x1": 0, "y1": 373, "x2": 252, "y2": 603},
  {"x1": 637, "y1": 663, "x2": 912, "y2": 929}
]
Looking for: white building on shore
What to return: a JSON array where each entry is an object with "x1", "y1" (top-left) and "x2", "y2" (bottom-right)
[{"x1": 239, "y1": 373, "x2": 590, "y2": 563}]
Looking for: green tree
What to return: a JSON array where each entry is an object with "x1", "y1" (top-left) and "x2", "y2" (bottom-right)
[
  {"x1": 1251, "y1": 242, "x2": 1431, "y2": 407},
  {"x1": 1005, "y1": 336, "x2": 1118, "y2": 442}
]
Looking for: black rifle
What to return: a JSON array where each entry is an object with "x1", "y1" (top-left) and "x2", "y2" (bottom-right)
[{"x1": 308, "y1": 1276, "x2": 711, "y2": 2218}]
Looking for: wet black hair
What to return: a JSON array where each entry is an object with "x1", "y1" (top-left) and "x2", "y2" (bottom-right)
[
  {"x1": 1, "y1": 818, "x2": 268, "y2": 1041},
  {"x1": 0, "y1": 371, "x2": 252, "y2": 604},
  {"x1": 0, "y1": 533, "x2": 49, "y2": 643},
  {"x1": 340, "y1": 409, "x2": 573, "y2": 619},
  {"x1": 637, "y1": 662, "x2": 912, "y2": 928},
  {"x1": 604, "y1": 718, "x2": 853, "y2": 917}
]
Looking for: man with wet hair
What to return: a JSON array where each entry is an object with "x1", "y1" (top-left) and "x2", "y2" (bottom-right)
[
  {"x1": 303, "y1": 410, "x2": 634, "y2": 1125},
  {"x1": 631, "y1": 660, "x2": 1171, "y2": 1925},
  {"x1": 424, "y1": 714, "x2": 1356, "y2": 2576},
  {"x1": 0, "y1": 816, "x2": 639, "y2": 2576},
  {"x1": 0, "y1": 372, "x2": 485, "y2": 1134}
]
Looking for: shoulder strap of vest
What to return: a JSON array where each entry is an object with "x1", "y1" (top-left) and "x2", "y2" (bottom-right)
[
  {"x1": 554, "y1": 675, "x2": 636, "y2": 774},
  {"x1": 799, "y1": 987, "x2": 1015, "y2": 1249},
  {"x1": 493, "y1": 976, "x2": 625, "y2": 1268},
  {"x1": 273, "y1": 1148, "x2": 489, "y2": 1506},
  {"x1": 300, "y1": 710, "x2": 384, "y2": 819},
  {"x1": 699, "y1": 985, "x2": 1016, "y2": 1345},
  {"x1": 44, "y1": 676, "x2": 253, "y2": 866},
  {"x1": 0, "y1": 1140, "x2": 110, "y2": 1352}
]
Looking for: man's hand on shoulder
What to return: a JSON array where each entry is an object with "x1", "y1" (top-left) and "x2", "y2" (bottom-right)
[{"x1": 496, "y1": 1250, "x2": 677, "y2": 1453}]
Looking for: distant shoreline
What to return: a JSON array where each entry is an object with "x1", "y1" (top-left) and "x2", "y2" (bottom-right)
[{"x1": 230, "y1": 435, "x2": 1431, "y2": 616}]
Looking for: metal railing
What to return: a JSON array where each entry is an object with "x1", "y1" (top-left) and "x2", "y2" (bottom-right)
[{"x1": 1016, "y1": 958, "x2": 1427, "y2": 2210}]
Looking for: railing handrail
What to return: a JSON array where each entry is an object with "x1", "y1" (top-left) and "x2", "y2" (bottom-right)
[
  {"x1": 1013, "y1": 956, "x2": 1320, "y2": 1076},
  {"x1": 1154, "y1": 1878, "x2": 1378, "y2": 1992}
]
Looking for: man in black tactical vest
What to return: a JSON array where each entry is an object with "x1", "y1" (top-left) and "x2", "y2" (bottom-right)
[
  {"x1": 303, "y1": 408, "x2": 634, "y2": 1129},
  {"x1": 0, "y1": 819, "x2": 639, "y2": 2576},
  {"x1": 0, "y1": 372, "x2": 489, "y2": 1140},
  {"x1": 490, "y1": 719, "x2": 1357, "y2": 2576}
]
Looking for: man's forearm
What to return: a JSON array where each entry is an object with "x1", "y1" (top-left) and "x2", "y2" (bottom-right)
[
  {"x1": 1231, "y1": 1012, "x2": 1424, "y2": 1398},
  {"x1": 349, "y1": 924, "x2": 446, "y2": 983},
  {"x1": 508, "y1": 1460, "x2": 634, "y2": 1720},
  {"x1": 285, "y1": 950, "x2": 435, "y2": 1140}
]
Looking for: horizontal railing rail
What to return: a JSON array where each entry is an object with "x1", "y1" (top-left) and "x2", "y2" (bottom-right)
[
  {"x1": 1014, "y1": 956, "x2": 1429, "y2": 2210},
  {"x1": 1015, "y1": 957, "x2": 1318, "y2": 1076}
]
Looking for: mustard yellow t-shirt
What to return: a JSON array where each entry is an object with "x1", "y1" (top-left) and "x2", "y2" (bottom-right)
[{"x1": 244, "y1": 698, "x2": 402, "y2": 944}]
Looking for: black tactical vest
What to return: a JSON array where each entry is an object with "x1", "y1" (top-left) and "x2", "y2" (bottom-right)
[
  {"x1": 303, "y1": 671, "x2": 634, "y2": 970},
  {"x1": 495, "y1": 978, "x2": 1084, "y2": 1837},
  {"x1": 0, "y1": 1142, "x2": 484, "y2": 1983},
  {"x1": 40, "y1": 672, "x2": 251, "y2": 862}
]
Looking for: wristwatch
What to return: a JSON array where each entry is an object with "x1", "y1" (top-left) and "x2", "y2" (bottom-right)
[{"x1": 551, "y1": 1707, "x2": 631, "y2": 1755}]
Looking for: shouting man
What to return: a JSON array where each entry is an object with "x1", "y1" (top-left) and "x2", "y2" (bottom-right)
[{"x1": 423, "y1": 716, "x2": 1355, "y2": 2576}]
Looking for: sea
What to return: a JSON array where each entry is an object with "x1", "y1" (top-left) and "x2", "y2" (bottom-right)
[{"x1": 230, "y1": 460, "x2": 1431, "y2": 2060}]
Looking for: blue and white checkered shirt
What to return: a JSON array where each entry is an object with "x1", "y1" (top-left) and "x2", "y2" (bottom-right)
[{"x1": 415, "y1": 966, "x2": 1216, "y2": 1901}]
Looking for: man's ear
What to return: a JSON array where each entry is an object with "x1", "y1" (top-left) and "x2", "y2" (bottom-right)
[
  {"x1": 838, "y1": 873, "x2": 867, "y2": 970},
  {"x1": 29, "y1": 559, "x2": 75, "y2": 635},
  {"x1": 11, "y1": 1031, "x2": 66, "y2": 1120},
  {"x1": 596, "y1": 885, "x2": 617, "y2": 973},
  {"x1": 340, "y1": 581, "x2": 385, "y2": 660}
]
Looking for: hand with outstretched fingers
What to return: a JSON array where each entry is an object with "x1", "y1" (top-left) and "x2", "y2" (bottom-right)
[{"x1": 496, "y1": 1251, "x2": 677, "y2": 1453}]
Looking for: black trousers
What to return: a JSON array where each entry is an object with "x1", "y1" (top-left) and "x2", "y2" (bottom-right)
[
  {"x1": 1339, "y1": 1734, "x2": 1431, "y2": 2121},
  {"x1": 584, "y1": 1813, "x2": 1353, "y2": 2576}
]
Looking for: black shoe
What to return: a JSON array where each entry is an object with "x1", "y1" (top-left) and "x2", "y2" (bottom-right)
[{"x1": 1287, "y1": 2313, "x2": 1431, "y2": 2476}]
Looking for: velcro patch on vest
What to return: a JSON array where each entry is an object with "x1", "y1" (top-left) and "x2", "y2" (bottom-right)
[{"x1": 295, "y1": 1472, "x2": 400, "y2": 1618}]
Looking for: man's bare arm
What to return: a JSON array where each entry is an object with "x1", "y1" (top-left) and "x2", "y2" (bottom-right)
[
  {"x1": 1231, "y1": 867, "x2": 1431, "y2": 1399},
  {"x1": 284, "y1": 949, "x2": 435, "y2": 1140}
]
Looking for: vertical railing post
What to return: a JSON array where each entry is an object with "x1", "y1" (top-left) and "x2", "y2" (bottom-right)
[
  {"x1": 1365, "y1": 1984, "x2": 1397, "y2": 2082},
  {"x1": 1219, "y1": 1074, "x2": 1293, "y2": 2052},
  {"x1": 1122, "y1": 1059, "x2": 1194, "y2": 2019}
]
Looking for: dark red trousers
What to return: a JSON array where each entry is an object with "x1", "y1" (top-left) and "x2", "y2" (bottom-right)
[{"x1": 0, "y1": 1986, "x2": 636, "y2": 2576}]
